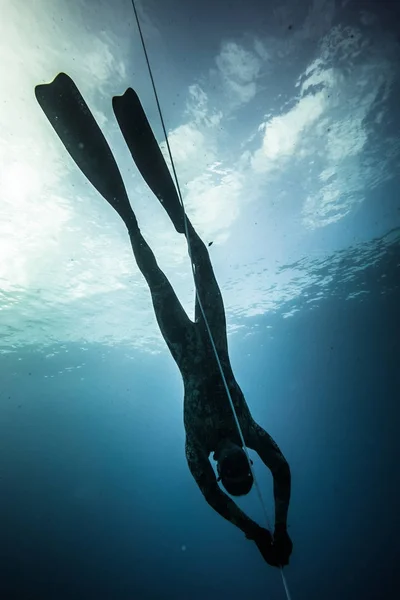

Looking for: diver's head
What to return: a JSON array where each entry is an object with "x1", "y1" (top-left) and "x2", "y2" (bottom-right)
[{"x1": 215, "y1": 440, "x2": 254, "y2": 496}]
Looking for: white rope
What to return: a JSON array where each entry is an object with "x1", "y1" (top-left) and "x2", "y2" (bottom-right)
[{"x1": 130, "y1": 2, "x2": 291, "y2": 597}]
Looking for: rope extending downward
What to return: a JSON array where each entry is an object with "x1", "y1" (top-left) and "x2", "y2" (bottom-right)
[{"x1": 130, "y1": 2, "x2": 291, "y2": 598}]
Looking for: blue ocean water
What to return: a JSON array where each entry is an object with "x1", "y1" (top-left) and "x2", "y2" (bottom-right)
[
  {"x1": 1, "y1": 1, "x2": 399, "y2": 599},
  {"x1": 2, "y1": 228, "x2": 399, "y2": 599}
]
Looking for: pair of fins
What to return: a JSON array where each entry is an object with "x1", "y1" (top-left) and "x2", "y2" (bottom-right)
[{"x1": 34, "y1": 73, "x2": 185, "y2": 233}]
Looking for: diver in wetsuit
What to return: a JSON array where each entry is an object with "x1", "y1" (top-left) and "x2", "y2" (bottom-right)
[
  {"x1": 35, "y1": 75, "x2": 292, "y2": 568},
  {"x1": 123, "y1": 205, "x2": 292, "y2": 568}
]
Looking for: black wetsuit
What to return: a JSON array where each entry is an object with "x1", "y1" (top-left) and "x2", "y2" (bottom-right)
[{"x1": 128, "y1": 217, "x2": 291, "y2": 535}]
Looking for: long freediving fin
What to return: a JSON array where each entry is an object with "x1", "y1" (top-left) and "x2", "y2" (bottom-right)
[
  {"x1": 35, "y1": 72, "x2": 135, "y2": 226},
  {"x1": 112, "y1": 88, "x2": 185, "y2": 233}
]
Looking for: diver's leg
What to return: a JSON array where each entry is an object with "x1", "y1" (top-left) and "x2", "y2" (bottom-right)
[
  {"x1": 128, "y1": 224, "x2": 194, "y2": 365},
  {"x1": 184, "y1": 220, "x2": 228, "y2": 355}
]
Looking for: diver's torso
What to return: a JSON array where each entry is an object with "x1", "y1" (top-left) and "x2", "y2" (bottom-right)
[{"x1": 182, "y1": 340, "x2": 252, "y2": 454}]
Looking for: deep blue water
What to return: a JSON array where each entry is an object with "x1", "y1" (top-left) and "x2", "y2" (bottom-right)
[
  {"x1": 1, "y1": 0, "x2": 400, "y2": 598},
  {"x1": 1, "y1": 230, "x2": 399, "y2": 599}
]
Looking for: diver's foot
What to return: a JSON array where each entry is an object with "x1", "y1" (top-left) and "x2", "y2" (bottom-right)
[
  {"x1": 173, "y1": 207, "x2": 188, "y2": 234},
  {"x1": 174, "y1": 215, "x2": 186, "y2": 234},
  {"x1": 125, "y1": 212, "x2": 139, "y2": 233},
  {"x1": 159, "y1": 195, "x2": 186, "y2": 234}
]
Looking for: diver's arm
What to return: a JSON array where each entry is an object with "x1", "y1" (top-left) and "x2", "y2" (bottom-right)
[
  {"x1": 202, "y1": 477, "x2": 260, "y2": 535},
  {"x1": 185, "y1": 436, "x2": 259, "y2": 537},
  {"x1": 247, "y1": 422, "x2": 291, "y2": 529}
]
